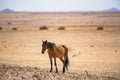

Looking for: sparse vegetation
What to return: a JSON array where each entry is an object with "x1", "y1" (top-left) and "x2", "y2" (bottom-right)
[
  {"x1": 39, "y1": 26, "x2": 48, "y2": 30},
  {"x1": 12, "y1": 27, "x2": 17, "y2": 30},
  {"x1": 0, "y1": 27, "x2": 2, "y2": 30},
  {"x1": 0, "y1": 64, "x2": 118, "y2": 80},
  {"x1": 72, "y1": 54, "x2": 77, "y2": 57},
  {"x1": 7, "y1": 22, "x2": 12, "y2": 25},
  {"x1": 90, "y1": 45, "x2": 94, "y2": 47},
  {"x1": 97, "y1": 26, "x2": 104, "y2": 30},
  {"x1": 58, "y1": 26, "x2": 65, "y2": 30}
]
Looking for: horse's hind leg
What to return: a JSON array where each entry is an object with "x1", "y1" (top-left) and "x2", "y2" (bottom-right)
[
  {"x1": 63, "y1": 63, "x2": 66, "y2": 73},
  {"x1": 54, "y1": 57, "x2": 58, "y2": 73},
  {"x1": 49, "y1": 57, "x2": 53, "y2": 72},
  {"x1": 63, "y1": 56, "x2": 66, "y2": 73},
  {"x1": 59, "y1": 57, "x2": 64, "y2": 64},
  {"x1": 63, "y1": 54, "x2": 69, "y2": 73}
]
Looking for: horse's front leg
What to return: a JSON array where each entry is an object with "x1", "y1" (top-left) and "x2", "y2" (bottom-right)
[
  {"x1": 49, "y1": 57, "x2": 53, "y2": 72},
  {"x1": 54, "y1": 57, "x2": 58, "y2": 73}
]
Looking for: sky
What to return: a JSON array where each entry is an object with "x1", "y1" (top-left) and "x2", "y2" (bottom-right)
[{"x1": 0, "y1": 0, "x2": 120, "y2": 12}]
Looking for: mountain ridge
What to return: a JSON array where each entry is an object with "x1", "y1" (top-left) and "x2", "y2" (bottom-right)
[{"x1": 1, "y1": 8, "x2": 14, "y2": 12}]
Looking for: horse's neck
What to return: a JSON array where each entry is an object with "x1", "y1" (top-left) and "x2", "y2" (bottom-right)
[
  {"x1": 47, "y1": 45, "x2": 58, "y2": 52},
  {"x1": 47, "y1": 46, "x2": 56, "y2": 52}
]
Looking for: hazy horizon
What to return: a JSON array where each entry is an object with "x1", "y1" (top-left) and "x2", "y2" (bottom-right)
[{"x1": 0, "y1": 0, "x2": 120, "y2": 12}]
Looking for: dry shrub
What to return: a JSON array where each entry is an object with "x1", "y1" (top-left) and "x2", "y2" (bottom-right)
[
  {"x1": 97, "y1": 26, "x2": 104, "y2": 30},
  {"x1": 0, "y1": 27, "x2": 2, "y2": 30},
  {"x1": 12, "y1": 27, "x2": 17, "y2": 30},
  {"x1": 39, "y1": 26, "x2": 48, "y2": 30},
  {"x1": 7, "y1": 22, "x2": 12, "y2": 25},
  {"x1": 72, "y1": 54, "x2": 77, "y2": 57},
  {"x1": 58, "y1": 26, "x2": 65, "y2": 30},
  {"x1": 90, "y1": 45, "x2": 94, "y2": 47}
]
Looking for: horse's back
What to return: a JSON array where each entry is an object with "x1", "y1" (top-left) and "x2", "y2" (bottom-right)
[
  {"x1": 53, "y1": 44, "x2": 66, "y2": 58},
  {"x1": 56, "y1": 44, "x2": 65, "y2": 51}
]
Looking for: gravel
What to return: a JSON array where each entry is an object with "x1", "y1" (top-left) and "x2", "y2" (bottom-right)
[{"x1": 0, "y1": 64, "x2": 119, "y2": 80}]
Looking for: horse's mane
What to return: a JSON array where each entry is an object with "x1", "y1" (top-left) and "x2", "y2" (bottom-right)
[{"x1": 47, "y1": 42, "x2": 55, "y2": 49}]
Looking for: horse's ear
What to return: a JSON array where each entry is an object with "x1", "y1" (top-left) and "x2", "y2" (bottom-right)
[{"x1": 45, "y1": 40, "x2": 47, "y2": 42}]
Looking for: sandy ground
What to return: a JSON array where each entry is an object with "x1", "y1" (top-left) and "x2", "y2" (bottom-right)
[{"x1": 0, "y1": 27, "x2": 120, "y2": 79}]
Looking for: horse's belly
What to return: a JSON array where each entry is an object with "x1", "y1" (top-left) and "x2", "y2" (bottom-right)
[
  {"x1": 55, "y1": 52, "x2": 64, "y2": 58},
  {"x1": 48, "y1": 46, "x2": 65, "y2": 58}
]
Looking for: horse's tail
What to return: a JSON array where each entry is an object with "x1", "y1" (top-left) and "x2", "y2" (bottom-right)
[{"x1": 62, "y1": 45, "x2": 69, "y2": 70}]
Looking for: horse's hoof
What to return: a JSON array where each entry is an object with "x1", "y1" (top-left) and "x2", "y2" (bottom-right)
[
  {"x1": 56, "y1": 71, "x2": 58, "y2": 73},
  {"x1": 50, "y1": 70, "x2": 52, "y2": 72},
  {"x1": 62, "y1": 70, "x2": 65, "y2": 73},
  {"x1": 62, "y1": 69, "x2": 65, "y2": 73}
]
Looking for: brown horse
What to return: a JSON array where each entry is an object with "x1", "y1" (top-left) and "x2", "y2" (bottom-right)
[{"x1": 41, "y1": 40, "x2": 69, "y2": 73}]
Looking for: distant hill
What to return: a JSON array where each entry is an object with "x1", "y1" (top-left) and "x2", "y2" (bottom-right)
[
  {"x1": 108, "y1": 8, "x2": 120, "y2": 11},
  {"x1": 1, "y1": 8, "x2": 14, "y2": 12}
]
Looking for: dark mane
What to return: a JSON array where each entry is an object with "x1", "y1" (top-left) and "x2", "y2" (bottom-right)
[{"x1": 47, "y1": 42, "x2": 55, "y2": 49}]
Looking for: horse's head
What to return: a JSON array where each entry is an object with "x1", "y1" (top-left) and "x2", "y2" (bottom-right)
[
  {"x1": 41, "y1": 40, "x2": 55, "y2": 54},
  {"x1": 41, "y1": 40, "x2": 47, "y2": 54}
]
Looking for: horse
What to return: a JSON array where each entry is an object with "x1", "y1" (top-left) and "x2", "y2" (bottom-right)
[{"x1": 41, "y1": 40, "x2": 69, "y2": 73}]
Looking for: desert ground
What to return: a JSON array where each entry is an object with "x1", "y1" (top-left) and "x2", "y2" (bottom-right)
[{"x1": 0, "y1": 12, "x2": 120, "y2": 80}]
